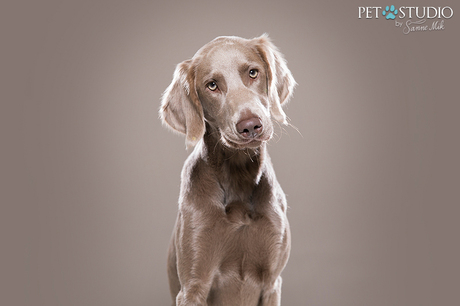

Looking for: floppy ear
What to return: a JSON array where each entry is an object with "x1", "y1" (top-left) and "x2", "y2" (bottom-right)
[
  {"x1": 160, "y1": 59, "x2": 205, "y2": 148},
  {"x1": 252, "y1": 34, "x2": 296, "y2": 125}
]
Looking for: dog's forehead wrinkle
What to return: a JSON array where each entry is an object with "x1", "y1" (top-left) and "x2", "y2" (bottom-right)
[
  {"x1": 197, "y1": 49, "x2": 239, "y2": 79},
  {"x1": 211, "y1": 48, "x2": 244, "y2": 68},
  {"x1": 208, "y1": 50, "x2": 262, "y2": 90}
]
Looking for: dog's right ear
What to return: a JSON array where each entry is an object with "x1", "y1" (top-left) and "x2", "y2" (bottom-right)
[{"x1": 160, "y1": 60, "x2": 205, "y2": 148}]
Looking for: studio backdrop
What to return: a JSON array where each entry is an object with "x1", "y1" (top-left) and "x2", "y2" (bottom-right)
[{"x1": 2, "y1": 1, "x2": 459, "y2": 305}]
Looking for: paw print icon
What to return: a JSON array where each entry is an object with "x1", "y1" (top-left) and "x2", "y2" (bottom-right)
[{"x1": 382, "y1": 5, "x2": 398, "y2": 20}]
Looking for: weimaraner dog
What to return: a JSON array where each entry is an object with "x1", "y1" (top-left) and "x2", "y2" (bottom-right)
[{"x1": 160, "y1": 34, "x2": 296, "y2": 306}]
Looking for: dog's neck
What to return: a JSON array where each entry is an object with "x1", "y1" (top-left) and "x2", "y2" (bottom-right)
[{"x1": 201, "y1": 125, "x2": 267, "y2": 204}]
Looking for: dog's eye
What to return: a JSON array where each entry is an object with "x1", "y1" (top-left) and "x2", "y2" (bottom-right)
[
  {"x1": 207, "y1": 81, "x2": 218, "y2": 91},
  {"x1": 249, "y1": 69, "x2": 259, "y2": 79}
]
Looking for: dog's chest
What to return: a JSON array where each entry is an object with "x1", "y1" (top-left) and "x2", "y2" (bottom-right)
[
  {"x1": 218, "y1": 206, "x2": 289, "y2": 287},
  {"x1": 218, "y1": 184, "x2": 289, "y2": 283}
]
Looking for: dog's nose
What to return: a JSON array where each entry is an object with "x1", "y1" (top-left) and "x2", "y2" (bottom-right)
[{"x1": 236, "y1": 117, "x2": 263, "y2": 138}]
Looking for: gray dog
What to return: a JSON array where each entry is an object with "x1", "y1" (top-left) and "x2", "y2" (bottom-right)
[{"x1": 160, "y1": 34, "x2": 296, "y2": 306}]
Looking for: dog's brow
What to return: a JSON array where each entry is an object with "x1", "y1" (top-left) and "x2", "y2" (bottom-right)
[
  {"x1": 202, "y1": 71, "x2": 224, "y2": 84},
  {"x1": 239, "y1": 62, "x2": 251, "y2": 71},
  {"x1": 239, "y1": 61, "x2": 262, "y2": 73}
]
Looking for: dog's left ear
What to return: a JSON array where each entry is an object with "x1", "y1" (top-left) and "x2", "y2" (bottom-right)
[{"x1": 252, "y1": 34, "x2": 296, "y2": 125}]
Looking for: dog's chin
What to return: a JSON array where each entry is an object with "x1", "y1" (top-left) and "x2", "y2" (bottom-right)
[{"x1": 221, "y1": 134, "x2": 270, "y2": 150}]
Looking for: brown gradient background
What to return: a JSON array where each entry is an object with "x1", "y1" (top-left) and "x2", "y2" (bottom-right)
[{"x1": 2, "y1": 0, "x2": 459, "y2": 305}]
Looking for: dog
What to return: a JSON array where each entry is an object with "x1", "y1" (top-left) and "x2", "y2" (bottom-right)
[{"x1": 160, "y1": 34, "x2": 296, "y2": 305}]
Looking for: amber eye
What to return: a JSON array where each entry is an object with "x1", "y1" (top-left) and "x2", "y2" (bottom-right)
[
  {"x1": 207, "y1": 81, "x2": 218, "y2": 91},
  {"x1": 249, "y1": 69, "x2": 259, "y2": 79}
]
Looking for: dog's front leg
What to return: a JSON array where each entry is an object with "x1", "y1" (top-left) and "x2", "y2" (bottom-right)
[
  {"x1": 176, "y1": 280, "x2": 212, "y2": 306},
  {"x1": 259, "y1": 276, "x2": 283, "y2": 306},
  {"x1": 174, "y1": 211, "x2": 221, "y2": 306}
]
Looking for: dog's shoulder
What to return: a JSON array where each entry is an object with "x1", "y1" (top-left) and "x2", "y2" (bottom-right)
[{"x1": 179, "y1": 141, "x2": 223, "y2": 207}]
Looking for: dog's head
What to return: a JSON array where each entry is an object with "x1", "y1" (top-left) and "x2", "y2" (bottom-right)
[{"x1": 160, "y1": 34, "x2": 296, "y2": 149}]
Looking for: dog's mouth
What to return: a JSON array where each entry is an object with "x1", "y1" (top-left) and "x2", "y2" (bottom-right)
[{"x1": 221, "y1": 133, "x2": 271, "y2": 150}]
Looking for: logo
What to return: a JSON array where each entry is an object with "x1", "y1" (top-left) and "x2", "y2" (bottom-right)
[
  {"x1": 358, "y1": 5, "x2": 454, "y2": 34},
  {"x1": 382, "y1": 5, "x2": 398, "y2": 20}
]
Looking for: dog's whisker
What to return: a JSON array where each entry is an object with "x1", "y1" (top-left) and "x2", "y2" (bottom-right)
[
  {"x1": 282, "y1": 115, "x2": 301, "y2": 138},
  {"x1": 272, "y1": 131, "x2": 282, "y2": 144},
  {"x1": 245, "y1": 149, "x2": 255, "y2": 162},
  {"x1": 273, "y1": 121, "x2": 285, "y2": 142},
  {"x1": 288, "y1": 122, "x2": 302, "y2": 138}
]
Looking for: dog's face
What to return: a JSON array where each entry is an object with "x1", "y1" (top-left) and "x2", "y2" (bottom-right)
[
  {"x1": 160, "y1": 34, "x2": 296, "y2": 149},
  {"x1": 195, "y1": 38, "x2": 273, "y2": 149}
]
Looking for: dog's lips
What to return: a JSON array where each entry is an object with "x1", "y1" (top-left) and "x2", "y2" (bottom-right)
[
  {"x1": 238, "y1": 139, "x2": 263, "y2": 148},
  {"x1": 222, "y1": 133, "x2": 271, "y2": 149}
]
